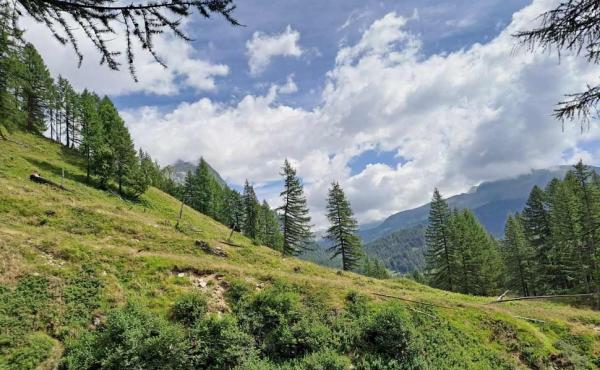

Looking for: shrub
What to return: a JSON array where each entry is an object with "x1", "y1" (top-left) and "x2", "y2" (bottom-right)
[
  {"x1": 345, "y1": 291, "x2": 370, "y2": 317},
  {"x1": 6, "y1": 333, "x2": 54, "y2": 370},
  {"x1": 188, "y1": 314, "x2": 256, "y2": 370},
  {"x1": 264, "y1": 315, "x2": 335, "y2": 360},
  {"x1": 359, "y1": 304, "x2": 418, "y2": 364},
  {"x1": 292, "y1": 350, "x2": 352, "y2": 370},
  {"x1": 238, "y1": 287, "x2": 302, "y2": 339},
  {"x1": 170, "y1": 292, "x2": 208, "y2": 326},
  {"x1": 61, "y1": 303, "x2": 188, "y2": 370}
]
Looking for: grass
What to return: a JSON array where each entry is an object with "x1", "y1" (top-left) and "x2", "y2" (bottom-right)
[{"x1": 1, "y1": 131, "x2": 599, "y2": 369}]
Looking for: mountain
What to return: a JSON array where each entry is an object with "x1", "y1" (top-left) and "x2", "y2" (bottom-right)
[
  {"x1": 168, "y1": 159, "x2": 227, "y2": 187},
  {"x1": 361, "y1": 166, "x2": 579, "y2": 243},
  {"x1": 364, "y1": 225, "x2": 426, "y2": 274},
  {"x1": 1, "y1": 132, "x2": 598, "y2": 369},
  {"x1": 361, "y1": 166, "x2": 595, "y2": 273}
]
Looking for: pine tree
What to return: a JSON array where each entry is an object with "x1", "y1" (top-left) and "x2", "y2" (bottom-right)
[
  {"x1": 277, "y1": 159, "x2": 312, "y2": 256},
  {"x1": 425, "y1": 188, "x2": 456, "y2": 291},
  {"x1": 502, "y1": 214, "x2": 535, "y2": 296},
  {"x1": 325, "y1": 182, "x2": 363, "y2": 271},
  {"x1": 242, "y1": 180, "x2": 259, "y2": 240},
  {"x1": 20, "y1": 43, "x2": 52, "y2": 133}
]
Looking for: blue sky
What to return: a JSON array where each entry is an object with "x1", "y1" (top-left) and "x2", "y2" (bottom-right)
[{"x1": 25, "y1": 0, "x2": 600, "y2": 228}]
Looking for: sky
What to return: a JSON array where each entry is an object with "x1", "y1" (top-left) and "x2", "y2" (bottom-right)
[{"x1": 23, "y1": 0, "x2": 600, "y2": 229}]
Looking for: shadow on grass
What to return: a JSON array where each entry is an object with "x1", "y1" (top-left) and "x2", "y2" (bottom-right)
[
  {"x1": 25, "y1": 156, "x2": 149, "y2": 206},
  {"x1": 25, "y1": 156, "x2": 89, "y2": 186}
]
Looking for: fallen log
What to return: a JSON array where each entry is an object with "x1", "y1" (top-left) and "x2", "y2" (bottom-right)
[
  {"x1": 488, "y1": 293, "x2": 595, "y2": 304},
  {"x1": 372, "y1": 292, "x2": 455, "y2": 309},
  {"x1": 29, "y1": 173, "x2": 70, "y2": 191},
  {"x1": 195, "y1": 240, "x2": 228, "y2": 257}
]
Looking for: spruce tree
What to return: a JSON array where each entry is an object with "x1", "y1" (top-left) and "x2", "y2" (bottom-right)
[
  {"x1": 521, "y1": 185, "x2": 551, "y2": 291},
  {"x1": 242, "y1": 180, "x2": 259, "y2": 240},
  {"x1": 425, "y1": 188, "x2": 456, "y2": 291},
  {"x1": 570, "y1": 161, "x2": 600, "y2": 293},
  {"x1": 451, "y1": 209, "x2": 501, "y2": 296},
  {"x1": 277, "y1": 159, "x2": 312, "y2": 256},
  {"x1": 325, "y1": 182, "x2": 363, "y2": 271},
  {"x1": 502, "y1": 215, "x2": 535, "y2": 296}
]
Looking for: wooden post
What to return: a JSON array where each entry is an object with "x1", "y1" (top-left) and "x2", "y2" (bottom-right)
[
  {"x1": 175, "y1": 198, "x2": 185, "y2": 230},
  {"x1": 61, "y1": 168, "x2": 65, "y2": 188}
]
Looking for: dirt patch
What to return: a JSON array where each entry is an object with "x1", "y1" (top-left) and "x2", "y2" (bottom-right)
[{"x1": 171, "y1": 267, "x2": 229, "y2": 312}]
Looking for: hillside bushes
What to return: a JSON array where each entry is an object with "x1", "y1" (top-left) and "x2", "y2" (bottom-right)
[{"x1": 60, "y1": 286, "x2": 425, "y2": 369}]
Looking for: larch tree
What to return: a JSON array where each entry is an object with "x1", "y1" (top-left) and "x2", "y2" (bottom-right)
[
  {"x1": 5, "y1": 0, "x2": 239, "y2": 79},
  {"x1": 425, "y1": 188, "x2": 456, "y2": 291},
  {"x1": 79, "y1": 89, "x2": 102, "y2": 182},
  {"x1": 515, "y1": 0, "x2": 600, "y2": 122},
  {"x1": 277, "y1": 159, "x2": 312, "y2": 256},
  {"x1": 20, "y1": 43, "x2": 52, "y2": 133},
  {"x1": 325, "y1": 182, "x2": 363, "y2": 271},
  {"x1": 242, "y1": 180, "x2": 259, "y2": 240}
]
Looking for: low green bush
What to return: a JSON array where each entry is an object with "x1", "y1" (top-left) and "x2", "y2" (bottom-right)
[
  {"x1": 170, "y1": 292, "x2": 208, "y2": 325},
  {"x1": 61, "y1": 303, "x2": 188, "y2": 370},
  {"x1": 188, "y1": 314, "x2": 256, "y2": 370}
]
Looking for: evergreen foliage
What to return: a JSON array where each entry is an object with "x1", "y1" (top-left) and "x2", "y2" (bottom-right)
[
  {"x1": 425, "y1": 188, "x2": 456, "y2": 291},
  {"x1": 325, "y1": 182, "x2": 363, "y2": 271},
  {"x1": 242, "y1": 180, "x2": 259, "y2": 239},
  {"x1": 278, "y1": 159, "x2": 312, "y2": 256},
  {"x1": 501, "y1": 214, "x2": 535, "y2": 296}
]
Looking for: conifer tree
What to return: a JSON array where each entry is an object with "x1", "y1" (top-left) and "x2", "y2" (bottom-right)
[
  {"x1": 242, "y1": 180, "x2": 259, "y2": 239},
  {"x1": 521, "y1": 185, "x2": 551, "y2": 290},
  {"x1": 258, "y1": 200, "x2": 283, "y2": 251},
  {"x1": 502, "y1": 214, "x2": 535, "y2": 296},
  {"x1": 425, "y1": 188, "x2": 456, "y2": 291},
  {"x1": 79, "y1": 90, "x2": 102, "y2": 182},
  {"x1": 224, "y1": 188, "x2": 244, "y2": 232},
  {"x1": 194, "y1": 158, "x2": 214, "y2": 215},
  {"x1": 325, "y1": 182, "x2": 363, "y2": 271},
  {"x1": 99, "y1": 96, "x2": 136, "y2": 194},
  {"x1": 277, "y1": 159, "x2": 312, "y2": 256},
  {"x1": 451, "y1": 209, "x2": 501, "y2": 296},
  {"x1": 570, "y1": 161, "x2": 600, "y2": 293},
  {"x1": 20, "y1": 43, "x2": 52, "y2": 133}
]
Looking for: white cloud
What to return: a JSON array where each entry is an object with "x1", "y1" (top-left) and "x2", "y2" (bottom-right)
[
  {"x1": 21, "y1": 18, "x2": 229, "y2": 96},
  {"x1": 124, "y1": 0, "x2": 600, "y2": 229},
  {"x1": 246, "y1": 25, "x2": 303, "y2": 76}
]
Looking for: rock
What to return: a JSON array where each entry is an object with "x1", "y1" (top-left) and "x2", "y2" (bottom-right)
[
  {"x1": 178, "y1": 272, "x2": 185, "y2": 277},
  {"x1": 198, "y1": 279, "x2": 208, "y2": 288}
]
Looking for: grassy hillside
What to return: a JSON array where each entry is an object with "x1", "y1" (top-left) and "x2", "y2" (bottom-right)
[{"x1": 1, "y1": 131, "x2": 599, "y2": 369}]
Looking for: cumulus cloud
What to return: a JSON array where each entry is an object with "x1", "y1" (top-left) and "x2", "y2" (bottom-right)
[
  {"x1": 21, "y1": 18, "x2": 229, "y2": 95},
  {"x1": 124, "y1": 0, "x2": 600, "y2": 229},
  {"x1": 246, "y1": 25, "x2": 303, "y2": 75}
]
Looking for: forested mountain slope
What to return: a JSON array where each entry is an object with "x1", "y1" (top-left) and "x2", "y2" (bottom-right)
[
  {"x1": 1, "y1": 132, "x2": 599, "y2": 369},
  {"x1": 361, "y1": 167, "x2": 575, "y2": 243}
]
